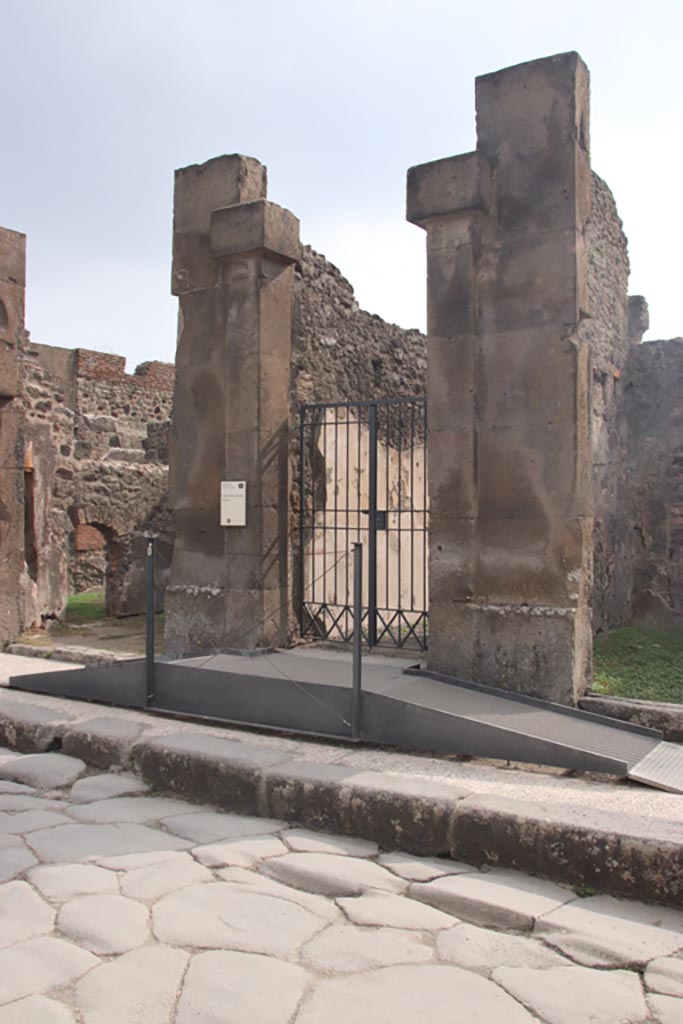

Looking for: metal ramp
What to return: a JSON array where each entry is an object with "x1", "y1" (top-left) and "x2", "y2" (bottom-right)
[{"x1": 8, "y1": 647, "x2": 683, "y2": 793}]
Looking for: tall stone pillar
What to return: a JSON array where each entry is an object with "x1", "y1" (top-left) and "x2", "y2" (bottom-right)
[
  {"x1": 407, "y1": 53, "x2": 593, "y2": 704},
  {"x1": 165, "y1": 155, "x2": 300, "y2": 655},
  {"x1": 0, "y1": 227, "x2": 27, "y2": 646}
]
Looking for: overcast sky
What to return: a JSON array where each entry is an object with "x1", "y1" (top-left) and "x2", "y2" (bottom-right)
[{"x1": 2, "y1": 0, "x2": 681, "y2": 370}]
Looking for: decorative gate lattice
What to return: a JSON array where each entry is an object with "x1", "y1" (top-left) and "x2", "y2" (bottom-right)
[{"x1": 299, "y1": 396, "x2": 428, "y2": 651}]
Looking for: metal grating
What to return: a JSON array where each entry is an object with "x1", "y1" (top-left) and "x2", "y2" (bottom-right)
[{"x1": 628, "y1": 741, "x2": 683, "y2": 794}]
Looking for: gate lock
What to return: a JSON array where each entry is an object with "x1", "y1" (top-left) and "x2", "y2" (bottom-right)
[{"x1": 362, "y1": 510, "x2": 388, "y2": 530}]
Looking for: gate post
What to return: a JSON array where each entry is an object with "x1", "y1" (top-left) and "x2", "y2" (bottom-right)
[
  {"x1": 165, "y1": 156, "x2": 300, "y2": 654},
  {"x1": 407, "y1": 53, "x2": 593, "y2": 704}
]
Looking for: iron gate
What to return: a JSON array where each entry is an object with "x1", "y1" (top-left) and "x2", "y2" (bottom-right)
[{"x1": 299, "y1": 396, "x2": 428, "y2": 650}]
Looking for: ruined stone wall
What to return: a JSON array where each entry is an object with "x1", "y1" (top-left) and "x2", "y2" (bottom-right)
[
  {"x1": 625, "y1": 338, "x2": 683, "y2": 623},
  {"x1": 19, "y1": 343, "x2": 175, "y2": 625}
]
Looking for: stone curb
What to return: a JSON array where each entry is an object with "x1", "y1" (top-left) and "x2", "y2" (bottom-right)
[
  {"x1": 580, "y1": 693, "x2": 683, "y2": 744},
  {"x1": 0, "y1": 702, "x2": 681, "y2": 906},
  {"x1": 7, "y1": 643, "x2": 136, "y2": 665}
]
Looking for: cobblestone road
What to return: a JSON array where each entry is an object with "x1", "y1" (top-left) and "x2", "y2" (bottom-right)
[{"x1": 0, "y1": 747, "x2": 681, "y2": 1023}]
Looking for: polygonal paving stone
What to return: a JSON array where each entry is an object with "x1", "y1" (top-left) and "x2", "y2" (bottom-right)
[
  {"x1": 535, "y1": 895, "x2": 683, "y2": 967},
  {"x1": 176, "y1": 950, "x2": 310, "y2": 1024},
  {"x1": 25, "y1": 823, "x2": 191, "y2": 862},
  {"x1": 263, "y1": 852, "x2": 406, "y2": 897},
  {"x1": 69, "y1": 773, "x2": 149, "y2": 804},
  {"x1": 0, "y1": 880, "x2": 55, "y2": 948},
  {"x1": 646, "y1": 958, "x2": 683, "y2": 997},
  {"x1": 74, "y1": 944, "x2": 189, "y2": 1024},
  {"x1": 0, "y1": 781, "x2": 34, "y2": 795},
  {"x1": 161, "y1": 811, "x2": 285, "y2": 844},
  {"x1": 0, "y1": 753, "x2": 86, "y2": 789},
  {"x1": 57, "y1": 893, "x2": 149, "y2": 954},
  {"x1": 410, "y1": 869, "x2": 573, "y2": 931},
  {"x1": 0, "y1": 995, "x2": 75, "y2": 1023},
  {"x1": 121, "y1": 853, "x2": 213, "y2": 902},
  {"x1": 493, "y1": 965, "x2": 649, "y2": 1024},
  {"x1": 302, "y1": 923, "x2": 433, "y2": 973},
  {"x1": 339, "y1": 891, "x2": 456, "y2": 930},
  {"x1": 649, "y1": 994, "x2": 683, "y2": 1024},
  {"x1": 0, "y1": 809, "x2": 70, "y2": 833},
  {"x1": 192, "y1": 834, "x2": 287, "y2": 868},
  {"x1": 153, "y1": 882, "x2": 327, "y2": 955},
  {"x1": 29, "y1": 863, "x2": 119, "y2": 901},
  {"x1": 379, "y1": 852, "x2": 473, "y2": 883},
  {"x1": 69, "y1": 795, "x2": 203, "y2": 825},
  {"x1": 0, "y1": 936, "x2": 98, "y2": 1005},
  {"x1": 215, "y1": 867, "x2": 340, "y2": 922},
  {"x1": 437, "y1": 923, "x2": 571, "y2": 974},
  {"x1": 0, "y1": 794, "x2": 64, "y2": 812},
  {"x1": 0, "y1": 843, "x2": 37, "y2": 882},
  {"x1": 296, "y1": 964, "x2": 536, "y2": 1024},
  {"x1": 282, "y1": 828, "x2": 378, "y2": 857},
  {"x1": 95, "y1": 849, "x2": 185, "y2": 871}
]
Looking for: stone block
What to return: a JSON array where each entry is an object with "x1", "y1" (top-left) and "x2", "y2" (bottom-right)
[
  {"x1": 0, "y1": 343, "x2": 20, "y2": 398},
  {"x1": 0, "y1": 701, "x2": 74, "y2": 754},
  {"x1": 475, "y1": 52, "x2": 590, "y2": 163},
  {"x1": 60, "y1": 717, "x2": 146, "y2": 769},
  {"x1": 407, "y1": 152, "x2": 493, "y2": 225},
  {"x1": 426, "y1": 239, "x2": 477, "y2": 338},
  {"x1": 427, "y1": 336, "x2": 475, "y2": 434},
  {"x1": 210, "y1": 200, "x2": 300, "y2": 264}
]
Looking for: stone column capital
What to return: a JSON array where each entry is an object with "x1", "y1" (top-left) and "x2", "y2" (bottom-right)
[
  {"x1": 406, "y1": 152, "x2": 493, "y2": 228},
  {"x1": 210, "y1": 200, "x2": 300, "y2": 264}
]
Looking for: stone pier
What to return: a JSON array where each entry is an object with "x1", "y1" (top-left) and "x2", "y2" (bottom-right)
[
  {"x1": 165, "y1": 155, "x2": 299, "y2": 655},
  {"x1": 408, "y1": 53, "x2": 593, "y2": 704},
  {"x1": 0, "y1": 228, "x2": 27, "y2": 647}
]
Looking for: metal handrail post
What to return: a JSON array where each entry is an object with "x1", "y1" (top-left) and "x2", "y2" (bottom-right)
[
  {"x1": 145, "y1": 536, "x2": 155, "y2": 707},
  {"x1": 352, "y1": 542, "x2": 363, "y2": 741}
]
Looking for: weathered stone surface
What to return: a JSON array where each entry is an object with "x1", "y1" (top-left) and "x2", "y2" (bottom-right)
[
  {"x1": 0, "y1": 752, "x2": 86, "y2": 789},
  {"x1": 69, "y1": 773, "x2": 149, "y2": 804},
  {"x1": 74, "y1": 944, "x2": 188, "y2": 1024},
  {"x1": 62, "y1": 717, "x2": 146, "y2": 768},
  {"x1": 282, "y1": 827, "x2": 377, "y2": 857},
  {"x1": 0, "y1": 809, "x2": 69, "y2": 834},
  {"x1": 437, "y1": 923, "x2": 570, "y2": 973},
  {"x1": 0, "y1": 843, "x2": 37, "y2": 881},
  {"x1": 0, "y1": 880, "x2": 55, "y2": 948},
  {"x1": 57, "y1": 893, "x2": 149, "y2": 953},
  {"x1": 121, "y1": 853, "x2": 213, "y2": 901},
  {"x1": 153, "y1": 882, "x2": 327, "y2": 954},
  {"x1": 0, "y1": 701, "x2": 74, "y2": 754},
  {"x1": 95, "y1": 849, "x2": 184, "y2": 871},
  {"x1": 646, "y1": 958, "x2": 683, "y2": 997},
  {"x1": 0, "y1": 996, "x2": 75, "y2": 1023},
  {"x1": 29, "y1": 863, "x2": 118, "y2": 901},
  {"x1": 297, "y1": 964, "x2": 536, "y2": 1023},
  {"x1": 192, "y1": 834, "x2": 287, "y2": 868},
  {"x1": 0, "y1": 794, "x2": 64, "y2": 811},
  {"x1": 263, "y1": 852, "x2": 406, "y2": 897},
  {"x1": 649, "y1": 994, "x2": 683, "y2": 1024},
  {"x1": 339, "y1": 891, "x2": 457, "y2": 930},
  {"x1": 379, "y1": 851, "x2": 471, "y2": 883},
  {"x1": 302, "y1": 923, "x2": 433, "y2": 973},
  {"x1": 161, "y1": 810, "x2": 284, "y2": 844},
  {"x1": 410, "y1": 869, "x2": 573, "y2": 931},
  {"x1": 26, "y1": 822, "x2": 191, "y2": 862},
  {"x1": 535, "y1": 895, "x2": 683, "y2": 967},
  {"x1": 215, "y1": 867, "x2": 340, "y2": 922},
  {"x1": 175, "y1": 950, "x2": 310, "y2": 1024},
  {"x1": 493, "y1": 965, "x2": 649, "y2": 1024},
  {"x1": 0, "y1": 936, "x2": 98, "y2": 1004},
  {"x1": 0, "y1": 780, "x2": 33, "y2": 794},
  {"x1": 70, "y1": 795, "x2": 202, "y2": 825}
]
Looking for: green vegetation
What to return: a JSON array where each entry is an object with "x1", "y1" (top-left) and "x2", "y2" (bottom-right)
[
  {"x1": 65, "y1": 590, "x2": 106, "y2": 624},
  {"x1": 593, "y1": 625, "x2": 683, "y2": 704}
]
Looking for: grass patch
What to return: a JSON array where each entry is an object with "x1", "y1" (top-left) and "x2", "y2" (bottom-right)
[
  {"x1": 65, "y1": 590, "x2": 106, "y2": 624},
  {"x1": 593, "y1": 625, "x2": 683, "y2": 704}
]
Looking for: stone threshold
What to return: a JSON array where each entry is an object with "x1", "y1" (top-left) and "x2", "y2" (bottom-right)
[
  {"x1": 0, "y1": 688, "x2": 680, "y2": 908},
  {"x1": 580, "y1": 693, "x2": 683, "y2": 744},
  {"x1": 7, "y1": 643, "x2": 137, "y2": 666}
]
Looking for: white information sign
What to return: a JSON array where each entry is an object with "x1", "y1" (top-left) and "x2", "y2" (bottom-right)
[{"x1": 220, "y1": 481, "x2": 247, "y2": 526}]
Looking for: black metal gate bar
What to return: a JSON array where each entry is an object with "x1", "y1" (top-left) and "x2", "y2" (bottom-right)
[{"x1": 299, "y1": 396, "x2": 428, "y2": 651}]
